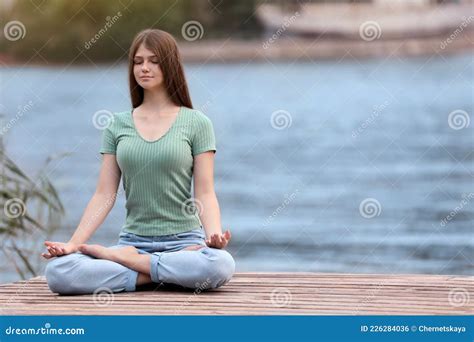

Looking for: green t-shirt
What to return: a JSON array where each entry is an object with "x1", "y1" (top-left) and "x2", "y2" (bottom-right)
[{"x1": 99, "y1": 106, "x2": 216, "y2": 236}]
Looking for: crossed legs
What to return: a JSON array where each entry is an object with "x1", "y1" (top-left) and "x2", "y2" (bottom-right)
[{"x1": 45, "y1": 243, "x2": 235, "y2": 295}]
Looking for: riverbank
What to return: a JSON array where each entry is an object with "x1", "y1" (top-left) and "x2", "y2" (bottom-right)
[
  {"x1": 1, "y1": 30, "x2": 472, "y2": 67},
  {"x1": 178, "y1": 32, "x2": 473, "y2": 63}
]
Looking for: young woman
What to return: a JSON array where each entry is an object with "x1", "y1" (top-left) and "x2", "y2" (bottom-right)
[{"x1": 42, "y1": 29, "x2": 235, "y2": 295}]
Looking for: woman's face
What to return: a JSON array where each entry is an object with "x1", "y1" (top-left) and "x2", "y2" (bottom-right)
[{"x1": 133, "y1": 44, "x2": 164, "y2": 90}]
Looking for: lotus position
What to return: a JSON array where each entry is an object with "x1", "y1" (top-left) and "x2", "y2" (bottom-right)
[{"x1": 42, "y1": 28, "x2": 235, "y2": 295}]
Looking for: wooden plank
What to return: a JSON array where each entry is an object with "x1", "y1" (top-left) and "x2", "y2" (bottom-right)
[{"x1": 0, "y1": 273, "x2": 472, "y2": 315}]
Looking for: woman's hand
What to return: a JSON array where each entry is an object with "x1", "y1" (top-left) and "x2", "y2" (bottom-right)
[
  {"x1": 205, "y1": 230, "x2": 231, "y2": 249},
  {"x1": 42, "y1": 241, "x2": 79, "y2": 259}
]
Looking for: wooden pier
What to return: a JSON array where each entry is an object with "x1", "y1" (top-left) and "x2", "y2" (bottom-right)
[{"x1": 0, "y1": 273, "x2": 472, "y2": 315}]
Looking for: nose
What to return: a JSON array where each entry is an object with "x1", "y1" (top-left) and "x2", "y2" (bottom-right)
[{"x1": 141, "y1": 62, "x2": 150, "y2": 72}]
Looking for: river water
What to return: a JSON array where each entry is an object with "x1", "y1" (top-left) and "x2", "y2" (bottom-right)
[{"x1": 1, "y1": 52, "x2": 472, "y2": 283}]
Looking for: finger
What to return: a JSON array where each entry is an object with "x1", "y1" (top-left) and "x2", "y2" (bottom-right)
[
  {"x1": 53, "y1": 246, "x2": 65, "y2": 255},
  {"x1": 220, "y1": 236, "x2": 227, "y2": 248},
  {"x1": 41, "y1": 252, "x2": 52, "y2": 259},
  {"x1": 224, "y1": 230, "x2": 231, "y2": 241},
  {"x1": 48, "y1": 246, "x2": 57, "y2": 257},
  {"x1": 214, "y1": 235, "x2": 222, "y2": 248},
  {"x1": 48, "y1": 244, "x2": 57, "y2": 254}
]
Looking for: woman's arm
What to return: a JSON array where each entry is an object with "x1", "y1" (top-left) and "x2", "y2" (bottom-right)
[
  {"x1": 42, "y1": 154, "x2": 121, "y2": 258},
  {"x1": 193, "y1": 151, "x2": 231, "y2": 249},
  {"x1": 69, "y1": 154, "x2": 122, "y2": 244}
]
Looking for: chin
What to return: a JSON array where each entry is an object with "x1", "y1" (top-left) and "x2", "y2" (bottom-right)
[{"x1": 139, "y1": 82, "x2": 161, "y2": 89}]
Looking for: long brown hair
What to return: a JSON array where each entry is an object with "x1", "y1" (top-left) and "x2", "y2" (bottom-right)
[{"x1": 128, "y1": 29, "x2": 193, "y2": 109}]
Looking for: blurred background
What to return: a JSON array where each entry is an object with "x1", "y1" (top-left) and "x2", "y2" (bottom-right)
[{"x1": 0, "y1": 0, "x2": 473, "y2": 284}]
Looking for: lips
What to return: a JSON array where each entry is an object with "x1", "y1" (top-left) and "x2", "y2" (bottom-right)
[{"x1": 140, "y1": 76, "x2": 153, "y2": 79}]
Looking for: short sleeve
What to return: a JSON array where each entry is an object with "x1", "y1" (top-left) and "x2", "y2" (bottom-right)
[
  {"x1": 192, "y1": 111, "x2": 217, "y2": 156},
  {"x1": 99, "y1": 126, "x2": 116, "y2": 155}
]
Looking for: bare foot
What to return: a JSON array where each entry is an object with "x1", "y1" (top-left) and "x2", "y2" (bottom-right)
[{"x1": 78, "y1": 244, "x2": 138, "y2": 263}]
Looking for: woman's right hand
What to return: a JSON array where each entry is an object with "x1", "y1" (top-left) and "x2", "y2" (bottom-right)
[{"x1": 42, "y1": 241, "x2": 79, "y2": 259}]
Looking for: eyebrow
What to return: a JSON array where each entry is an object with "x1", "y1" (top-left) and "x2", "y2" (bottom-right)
[{"x1": 134, "y1": 55, "x2": 158, "y2": 58}]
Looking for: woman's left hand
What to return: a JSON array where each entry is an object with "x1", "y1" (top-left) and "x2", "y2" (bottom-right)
[{"x1": 205, "y1": 230, "x2": 231, "y2": 249}]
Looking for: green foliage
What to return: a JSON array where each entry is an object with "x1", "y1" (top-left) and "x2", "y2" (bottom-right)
[
  {"x1": 1, "y1": 0, "x2": 263, "y2": 64},
  {"x1": 0, "y1": 114, "x2": 67, "y2": 279}
]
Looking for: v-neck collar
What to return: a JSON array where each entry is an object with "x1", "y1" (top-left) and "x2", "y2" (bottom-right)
[{"x1": 130, "y1": 106, "x2": 183, "y2": 143}]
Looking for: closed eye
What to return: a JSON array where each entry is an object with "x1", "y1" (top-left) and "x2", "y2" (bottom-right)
[{"x1": 133, "y1": 58, "x2": 159, "y2": 64}]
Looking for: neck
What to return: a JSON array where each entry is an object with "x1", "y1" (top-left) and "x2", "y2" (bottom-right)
[{"x1": 141, "y1": 86, "x2": 176, "y2": 113}]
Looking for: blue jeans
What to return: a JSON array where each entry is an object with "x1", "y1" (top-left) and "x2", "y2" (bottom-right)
[{"x1": 45, "y1": 227, "x2": 235, "y2": 295}]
